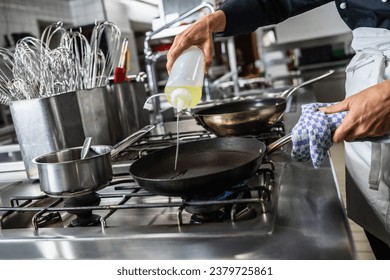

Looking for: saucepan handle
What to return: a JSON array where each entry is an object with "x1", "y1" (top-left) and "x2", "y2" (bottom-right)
[{"x1": 110, "y1": 124, "x2": 155, "y2": 158}]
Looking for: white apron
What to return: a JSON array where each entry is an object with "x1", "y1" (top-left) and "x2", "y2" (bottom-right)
[{"x1": 344, "y1": 27, "x2": 390, "y2": 245}]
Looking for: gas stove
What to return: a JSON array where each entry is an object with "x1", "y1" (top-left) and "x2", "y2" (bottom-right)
[
  {"x1": 0, "y1": 162, "x2": 279, "y2": 230},
  {"x1": 0, "y1": 104, "x2": 355, "y2": 259},
  {"x1": 0, "y1": 126, "x2": 281, "y2": 231}
]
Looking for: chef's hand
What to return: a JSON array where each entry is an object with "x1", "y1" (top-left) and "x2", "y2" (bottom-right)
[
  {"x1": 166, "y1": 10, "x2": 226, "y2": 74},
  {"x1": 320, "y1": 80, "x2": 390, "y2": 142}
]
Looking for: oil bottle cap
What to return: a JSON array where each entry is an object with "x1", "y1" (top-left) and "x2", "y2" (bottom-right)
[{"x1": 171, "y1": 88, "x2": 192, "y2": 111}]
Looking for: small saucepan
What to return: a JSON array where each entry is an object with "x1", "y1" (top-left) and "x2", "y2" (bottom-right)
[
  {"x1": 192, "y1": 70, "x2": 334, "y2": 136},
  {"x1": 33, "y1": 125, "x2": 155, "y2": 197}
]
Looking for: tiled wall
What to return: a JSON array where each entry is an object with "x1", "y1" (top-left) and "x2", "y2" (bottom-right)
[
  {"x1": 0, "y1": 0, "x2": 105, "y2": 47},
  {"x1": 71, "y1": 0, "x2": 106, "y2": 26}
]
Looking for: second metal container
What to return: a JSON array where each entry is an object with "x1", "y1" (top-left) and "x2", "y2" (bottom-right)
[
  {"x1": 10, "y1": 85, "x2": 150, "y2": 180},
  {"x1": 108, "y1": 81, "x2": 150, "y2": 137}
]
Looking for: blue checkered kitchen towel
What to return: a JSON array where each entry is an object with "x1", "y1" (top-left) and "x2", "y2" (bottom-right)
[
  {"x1": 291, "y1": 102, "x2": 390, "y2": 168},
  {"x1": 291, "y1": 102, "x2": 346, "y2": 168}
]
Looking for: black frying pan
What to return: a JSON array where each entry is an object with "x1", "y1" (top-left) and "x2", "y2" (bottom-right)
[
  {"x1": 129, "y1": 135, "x2": 291, "y2": 197},
  {"x1": 192, "y1": 70, "x2": 334, "y2": 136}
]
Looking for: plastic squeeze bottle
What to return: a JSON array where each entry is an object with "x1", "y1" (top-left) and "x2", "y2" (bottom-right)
[{"x1": 164, "y1": 46, "x2": 205, "y2": 111}]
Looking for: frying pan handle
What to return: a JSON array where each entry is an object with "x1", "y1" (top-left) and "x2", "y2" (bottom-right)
[
  {"x1": 190, "y1": 112, "x2": 209, "y2": 129},
  {"x1": 267, "y1": 133, "x2": 292, "y2": 155},
  {"x1": 281, "y1": 69, "x2": 335, "y2": 99},
  {"x1": 110, "y1": 124, "x2": 155, "y2": 158}
]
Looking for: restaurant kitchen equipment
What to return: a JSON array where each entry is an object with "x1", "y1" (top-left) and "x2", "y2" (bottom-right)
[
  {"x1": 10, "y1": 86, "x2": 123, "y2": 180},
  {"x1": 3, "y1": 20, "x2": 143, "y2": 181},
  {"x1": 0, "y1": 88, "x2": 355, "y2": 259}
]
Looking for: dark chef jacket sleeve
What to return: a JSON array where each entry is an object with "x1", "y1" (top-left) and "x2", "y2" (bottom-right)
[
  {"x1": 217, "y1": 0, "x2": 390, "y2": 35},
  {"x1": 217, "y1": 0, "x2": 334, "y2": 36}
]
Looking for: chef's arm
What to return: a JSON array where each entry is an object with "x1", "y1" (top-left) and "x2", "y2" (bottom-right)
[{"x1": 167, "y1": 0, "x2": 332, "y2": 73}]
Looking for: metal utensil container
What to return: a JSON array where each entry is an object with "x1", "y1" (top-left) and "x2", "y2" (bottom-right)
[
  {"x1": 108, "y1": 81, "x2": 150, "y2": 137},
  {"x1": 10, "y1": 86, "x2": 127, "y2": 180}
]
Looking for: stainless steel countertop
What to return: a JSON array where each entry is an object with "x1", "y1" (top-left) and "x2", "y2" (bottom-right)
[{"x1": 0, "y1": 90, "x2": 356, "y2": 259}]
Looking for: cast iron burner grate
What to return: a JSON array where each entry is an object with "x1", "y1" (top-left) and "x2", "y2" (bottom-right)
[
  {"x1": 114, "y1": 124, "x2": 285, "y2": 162},
  {"x1": 0, "y1": 164, "x2": 276, "y2": 231},
  {"x1": 113, "y1": 130, "x2": 214, "y2": 160}
]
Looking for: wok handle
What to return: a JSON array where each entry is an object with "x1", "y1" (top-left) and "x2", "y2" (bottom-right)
[
  {"x1": 267, "y1": 133, "x2": 292, "y2": 155},
  {"x1": 281, "y1": 69, "x2": 335, "y2": 99},
  {"x1": 110, "y1": 124, "x2": 155, "y2": 158}
]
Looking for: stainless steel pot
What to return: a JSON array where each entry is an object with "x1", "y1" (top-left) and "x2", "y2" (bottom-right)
[{"x1": 33, "y1": 125, "x2": 155, "y2": 197}]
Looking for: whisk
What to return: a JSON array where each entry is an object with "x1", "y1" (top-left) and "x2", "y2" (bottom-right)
[
  {"x1": 41, "y1": 21, "x2": 67, "y2": 49},
  {"x1": 87, "y1": 21, "x2": 121, "y2": 88},
  {"x1": 13, "y1": 37, "x2": 51, "y2": 98},
  {"x1": 61, "y1": 29, "x2": 92, "y2": 90},
  {"x1": 0, "y1": 84, "x2": 11, "y2": 105},
  {"x1": 0, "y1": 47, "x2": 23, "y2": 102}
]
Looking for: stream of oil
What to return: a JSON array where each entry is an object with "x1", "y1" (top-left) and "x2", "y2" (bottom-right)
[{"x1": 174, "y1": 112, "x2": 180, "y2": 171}]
